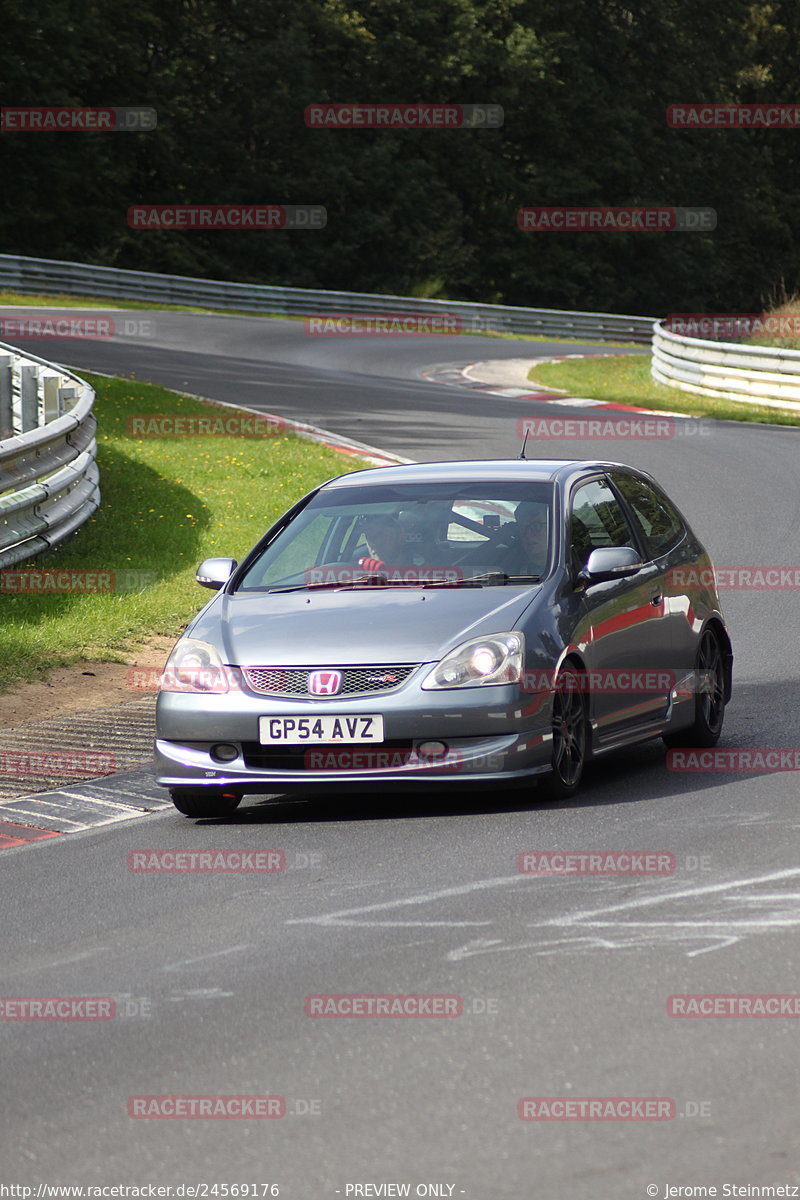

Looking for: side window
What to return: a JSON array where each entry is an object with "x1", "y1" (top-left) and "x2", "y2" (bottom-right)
[
  {"x1": 611, "y1": 472, "x2": 685, "y2": 559},
  {"x1": 570, "y1": 479, "x2": 637, "y2": 571}
]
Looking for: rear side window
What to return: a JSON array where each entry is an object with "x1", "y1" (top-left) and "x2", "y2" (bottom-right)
[{"x1": 611, "y1": 472, "x2": 685, "y2": 559}]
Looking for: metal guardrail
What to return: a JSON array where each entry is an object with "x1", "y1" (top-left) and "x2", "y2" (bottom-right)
[
  {"x1": 0, "y1": 341, "x2": 99, "y2": 568},
  {"x1": 651, "y1": 322, "x2": 800, "y2": 411},
  {"x1": 0, "y1": 253, "x2": 657, "y2": 343}
]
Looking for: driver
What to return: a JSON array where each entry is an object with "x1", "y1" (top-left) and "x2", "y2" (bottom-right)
[
  {"x1": 356, "y1": 514, "x2": 406, "y2": 574},
  {"x1": 506, "y1": 501, "x2": 549, "y2": 575}
]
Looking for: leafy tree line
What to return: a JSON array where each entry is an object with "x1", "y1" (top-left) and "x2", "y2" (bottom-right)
[{"x1": 1, "y1": 0, "x2": 800, "y2": 314}]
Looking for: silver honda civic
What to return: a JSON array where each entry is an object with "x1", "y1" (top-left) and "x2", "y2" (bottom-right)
[{"x1": 155, "y1": 458, "x2": 732, "y2": 817}]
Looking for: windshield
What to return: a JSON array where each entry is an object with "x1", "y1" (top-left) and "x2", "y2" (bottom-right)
[{"x1": 236, "y1": 480, "x2": 555, "y2": 591}]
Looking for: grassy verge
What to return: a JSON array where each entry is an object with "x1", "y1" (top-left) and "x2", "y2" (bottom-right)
[
  {"x1": 529, "y1": 352, "x2": 800, "y2": 426},
  {"x1": 0, "y1": 374, "x2": 369, "y2": 691}
]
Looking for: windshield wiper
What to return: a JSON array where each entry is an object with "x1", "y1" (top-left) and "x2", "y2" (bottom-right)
[
  {"x1": 265, "y1": 571, "x2": 542, "y2": 594},
  {"x1": 266, "y1": 573, "x2": 390, "y2": 593},
  {"x1": 450, "y1": 572, "x2": 542, "y2": 586}
]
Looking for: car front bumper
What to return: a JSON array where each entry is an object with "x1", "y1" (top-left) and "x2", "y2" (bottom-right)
[{"x1": 154, "y1": 674, "x2": 555, "y2": 791}]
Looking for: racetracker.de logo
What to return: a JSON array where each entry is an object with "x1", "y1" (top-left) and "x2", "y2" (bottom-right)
[
  {"x1": 302, "y1": 744, "x2": 479, "y2": 772},
  {"x1": 0, "y1": 997, "x2": 115, "y2": 1020},
  {"x1": 1, "y1": 106, "x2": 156, "y2": 131},
  {"x1": 667, "y1": 566, "x2": 800, "y2": 589},
  {"x1": 126, "y1": 414, "x2": 284, "y2": 437},
  {"x1": 304, "y1": 566, "x2": 463, "y2": 585},
  {"x1": 305, "y1": 314, "x2": 462, "y2": 336},
  {"x1": 518, "y1": 1097, "x2": 675, "y2": 1120},
  {"x1": 666, "y1": 749, "x2": 800, "y2": 773},
  {"x1": 305, "y1": 994, "x2": 462, "y2": 1017},
  {"x1": 667, "y1": 994, "x2": 800, "y2": 1017},
  {"x1": 128, "y1": 1095, "x2": 285, "y2": 1118},
  {"x1": 0, "y1": 569, "x2": 155, "y2": 593},
  {"x1": 304, "y1": 103, "x2": 503, "y2": 128},
  {"x1": 0, "y1": 751, "x2": 117, "y2": 777},
  {"x1": 517, "y1": 852, "x2": 675, "y2": 875},
  {"x1": 127, "y1": 205, "x2": 326, "y2": 230},
  {"x1": 517, "y1": 206, "x2": 716, "y2": 232},
  {"x1": 517, "y1": 416, "x2": 686, "y2": 440},
  {"x1": 665, "y1": 312, "x2": 800, "y2": 339},
  {"x1": 128, "y1": 850, "x2": 285, "y2": 873},
  {"x1": 667, "y1": 104, "x2": 800, "y2": 128},
  {"x1": 0, "y1": 316, "x2": 153, "y2": 341}
]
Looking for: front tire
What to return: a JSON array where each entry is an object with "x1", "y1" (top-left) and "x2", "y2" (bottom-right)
[
  {"x1": 169, "y1": 789, "x2": 242, "y2": 818},
  {"x1": 538, "y1": 668, "x2": 588, "y2": 800},
  {"x1": 663, "y1": 627, "x2": 725, "y2": 749}
]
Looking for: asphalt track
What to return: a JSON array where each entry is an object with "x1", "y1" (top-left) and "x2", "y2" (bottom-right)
[{"x1": 3, "y1": 312, "x2": 800, "y2": 1197}]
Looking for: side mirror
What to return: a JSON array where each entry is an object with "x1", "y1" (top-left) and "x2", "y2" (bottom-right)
[
  {"x1": 579, "y1": 546, "x2": 642, "y2": 585},
  {"x1": 196, "y1": 557, "x2": 238, "y2": 590}
]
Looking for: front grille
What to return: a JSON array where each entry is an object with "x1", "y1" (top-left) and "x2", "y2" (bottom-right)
[
  {"x1": 243, "y1": 740, "x2": 417, "y2": 771},
  {"x1": 243, "y1": 664, "x2": 419, "y2": 698}
]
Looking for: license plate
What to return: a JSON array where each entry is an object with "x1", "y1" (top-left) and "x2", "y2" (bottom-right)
[{"x1": 259, "y1": 714, "x2": 385, "y2": 744}]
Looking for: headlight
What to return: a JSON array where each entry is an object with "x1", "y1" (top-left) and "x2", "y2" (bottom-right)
[
  {"x1": 421, "y1": 633, "x2": 524, "y2": 689},
  {"x1": 160, "y1": 638, "x2": 230, "y2": 694}
]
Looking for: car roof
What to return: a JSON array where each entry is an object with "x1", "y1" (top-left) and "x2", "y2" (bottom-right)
[{"x1": 322, "y1": 459, "x2": 641, "y2": 490}]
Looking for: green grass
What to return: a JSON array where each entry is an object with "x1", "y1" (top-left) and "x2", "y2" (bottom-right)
[
  {"x1": 0, "y1": 374, "x2": 370, "y2": 690},
  {"x1": 529, "y1": 352, "x2": 800, "y2": 426}
]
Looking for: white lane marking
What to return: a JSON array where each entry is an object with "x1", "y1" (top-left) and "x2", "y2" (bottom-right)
[
  {"x1": 166, "y1": 988, "x2": 236, "y2": 1001},
  {"x1": 547, "y1": 397, "x2": 606, "y2": 407},
  {"x1": 446, "y1": 869, "x2": 800, "y2": 960},
  {"x1": 162, "y1": 944, "x2": 250, "y2": 971},
  {"x1": 286, "y1": 874, "x2": 527, "y2": 926},
  {"x1": 55, "y1": 790, "x2": 152, "y2": 811},
  {"x1": 538, "y1": 867, "x2": 800, "y2": 927},
  {"x1": 2, "y1": 808, "x2": 86, "y2": 826}
]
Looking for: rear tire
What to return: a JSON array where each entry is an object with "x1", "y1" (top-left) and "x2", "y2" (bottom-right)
[
  {"x1": 538, "y1": 667, "x2": 588, "y2": 800},
  {"x1": 663, "y1": 627, "x2": 725, "y2": 749},
  {"x1": 169, "y1": 789, "x2": 242, "y2": 818}
]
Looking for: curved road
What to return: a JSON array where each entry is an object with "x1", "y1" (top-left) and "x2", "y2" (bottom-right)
[{"x1": 3, "y1": 313, "x2": 800, "y2": 1197}]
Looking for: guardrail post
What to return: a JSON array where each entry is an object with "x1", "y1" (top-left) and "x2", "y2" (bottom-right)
[
  {"x1": 0, "y1": 354, "x2": 12, "y2": 440},
  {"x1": 19, "y1": 364, "x2": 39, "y2": 433},
  {"x1": 58, "y1": 385, "x2": 78, "y2": 414},
  {"x1": 43, "y1": 374, "x2": 60, "y2": 422}
]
